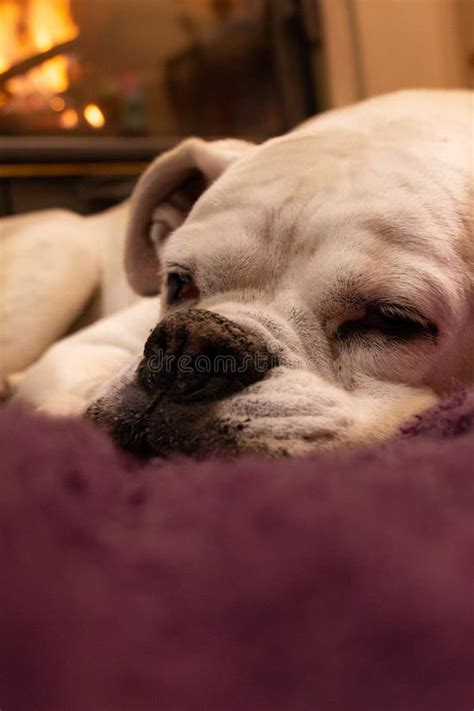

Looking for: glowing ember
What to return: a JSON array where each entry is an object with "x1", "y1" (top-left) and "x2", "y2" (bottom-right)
[
  {"x1": 0, "y1": 0, "x2": 78, "y2": 99},
  {"x1": 59, "y1": 107, "x2": 78, "y2": 129},
  {"x1": 49, "y1": 96, "x2": 65, "y2": 112},
  {"x1": 84, "y1": 103, "x2": 105, "y2": 129}
]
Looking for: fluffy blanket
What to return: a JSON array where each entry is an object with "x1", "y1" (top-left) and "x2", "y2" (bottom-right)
[{"x1": 0, "y1": 392, "x2": 473, "y2": 711}]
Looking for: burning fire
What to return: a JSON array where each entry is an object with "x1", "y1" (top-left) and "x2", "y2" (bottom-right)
[
  {"x1": 0, "y1": 1, "x2": 107, "y2": 131},
  {"x1": 0, "y1": 0, "x2": 78, "y2": 99}
]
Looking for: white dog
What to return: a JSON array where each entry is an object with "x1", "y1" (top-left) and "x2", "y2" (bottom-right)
[{"x1": 14, "y1": 90, "x2": 474, "y2": 457}]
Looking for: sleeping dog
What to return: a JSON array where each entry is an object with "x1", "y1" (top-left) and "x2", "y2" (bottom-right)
[
  {"x1": 19, "y1": 91, "x2": 474, "y2": 457},
  {"x1": 85, "y1": 90, "x2": 474, "y2": 457}
]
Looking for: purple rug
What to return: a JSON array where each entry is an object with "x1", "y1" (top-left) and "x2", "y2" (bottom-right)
[{"x1": 0, "y1": 391, "x2": 473, "y2": 711}]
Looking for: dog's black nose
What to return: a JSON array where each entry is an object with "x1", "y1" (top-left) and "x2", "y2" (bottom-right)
[{"x1": 138, "y1": 309, "x2": 276, "y2": 403}]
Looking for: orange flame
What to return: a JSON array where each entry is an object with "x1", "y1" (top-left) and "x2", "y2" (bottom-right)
[{"x1": 0, "y1": 0, "x2": 79, "y2": 98}]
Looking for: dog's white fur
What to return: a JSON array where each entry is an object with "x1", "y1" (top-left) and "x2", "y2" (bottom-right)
[{"x1": 12, "y1": 90, "x2": 474, "y2": 454}]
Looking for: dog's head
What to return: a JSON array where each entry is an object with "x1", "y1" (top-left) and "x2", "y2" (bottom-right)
[{"x1": 87, "y1": 97, "x2": 474, "y2": 457}]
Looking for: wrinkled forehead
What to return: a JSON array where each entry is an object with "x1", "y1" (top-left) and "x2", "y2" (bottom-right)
[
  {"x1": 192, "y1": 134, "x2": 359, "y2": 219},
  {"x1": 164, "y1": 133, "x2": 456, "y2": 272}
]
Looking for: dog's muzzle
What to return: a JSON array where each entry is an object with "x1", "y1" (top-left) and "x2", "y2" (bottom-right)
[{"x1": 85, "y1": 309, "x2": 278, "y2": 457}]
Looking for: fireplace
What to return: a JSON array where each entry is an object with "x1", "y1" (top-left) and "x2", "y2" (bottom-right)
[{"x1": 0, "y1": 0, "x2": 324, "y2": 216}]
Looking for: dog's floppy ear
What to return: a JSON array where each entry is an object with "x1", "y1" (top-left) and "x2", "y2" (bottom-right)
[{"x1": 125, "y1": 137, "x2": 253, "y2": 296}]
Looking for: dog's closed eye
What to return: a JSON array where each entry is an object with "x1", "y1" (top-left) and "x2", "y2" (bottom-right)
[
  {"x1": 166, "y1": 271, "x2": 200, "y2": 305},
  {"x1": 337, "y1": 303, "x2": 438, "y2": 342}
]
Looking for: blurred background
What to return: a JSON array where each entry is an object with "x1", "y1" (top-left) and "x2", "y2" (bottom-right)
[{"x1": 1, "y1": 0, "x2": 472, "y2": 216}]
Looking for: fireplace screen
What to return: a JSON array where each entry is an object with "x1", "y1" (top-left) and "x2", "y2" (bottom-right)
[{"x1": 0, "y1": 0, "x2": 321, "y2": 140}]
